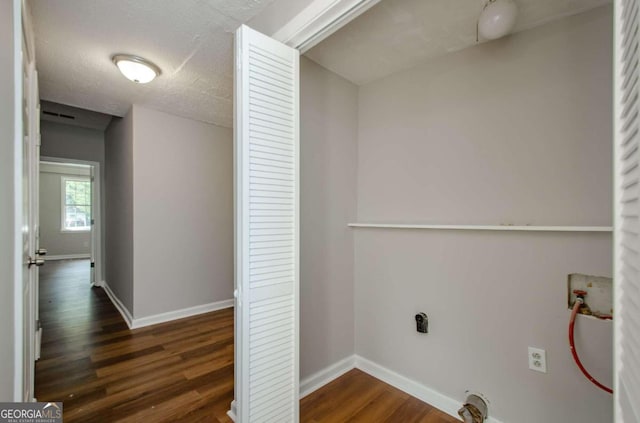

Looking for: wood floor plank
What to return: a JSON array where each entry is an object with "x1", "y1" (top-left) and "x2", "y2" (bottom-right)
[
  {"x1": 383, "y1": 398, "x2": 435, "y2": 423},
  {"x1": 35, "y1": 259, "x2": 460, "y2": 423},
  {"x1": 348, "y1": 386, "x2": 409, "y2": 422},
  {"x1": 113, "y1": 390, "x2": 205, "y2": 423},
  {"x1": 95, "y1": 350, "x2": 177, "y2": 378}
]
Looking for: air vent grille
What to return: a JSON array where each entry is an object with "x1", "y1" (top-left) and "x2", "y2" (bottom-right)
[{"x1": 42, "y1": 110, "x2": 75, "y2": 120}]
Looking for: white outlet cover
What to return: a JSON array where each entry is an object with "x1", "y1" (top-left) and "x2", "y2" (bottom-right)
[{"x1": 528, "y1": 347, "x2": 547, "y2": 373}]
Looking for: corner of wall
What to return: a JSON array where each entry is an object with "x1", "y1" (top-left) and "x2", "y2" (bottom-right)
[{"x1": 101, "y1": 281, "x2": 133, "y2": 329}]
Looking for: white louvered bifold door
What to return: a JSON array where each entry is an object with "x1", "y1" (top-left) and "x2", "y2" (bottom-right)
[
  {"x1": 615, "y1": 0, "x2": 640, "y2": 421},
  {"x1": 234, "y1": 25, "x2": 299, "y2": 423}
]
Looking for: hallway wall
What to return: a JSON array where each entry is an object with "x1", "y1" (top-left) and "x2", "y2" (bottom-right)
[
  {"x1": 40, "y1": 121, "x2": 105, "y2": 164},
  {"x1": 104, "y1": 106, "x2": 233, "y2": 323},
  {"x1": 132, "y1": 106, "x2": 233, "y2": 319},
  {"x1": 104, "y1": 110, "x2": 135, "y2": 314}
]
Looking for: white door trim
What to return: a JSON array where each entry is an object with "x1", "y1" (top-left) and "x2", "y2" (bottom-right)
[
  {"x1": 271, "y1": 0, "x2": 381, "y2": 53},
  {"x1": 12, "y1": 0, "x2": 23, "y2": 402},
  {"x1": 41, "y1": 156, "x2": 103, "y2": 286}
]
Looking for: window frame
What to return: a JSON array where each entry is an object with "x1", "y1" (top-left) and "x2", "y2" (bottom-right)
[{"x1": 60, "y1": 175, "x2": 91, "y2": 233}]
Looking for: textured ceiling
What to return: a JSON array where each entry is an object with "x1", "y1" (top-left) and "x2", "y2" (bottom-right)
[
  {"x1": 306, "y1": 0, "x2": 612, "y2": 85},
  {"x1": 32, "y1": 0, "x2": 612, "y2": 125},
  {"x1": 31, "y1": 0, "x2": 280, "y2": 128}
]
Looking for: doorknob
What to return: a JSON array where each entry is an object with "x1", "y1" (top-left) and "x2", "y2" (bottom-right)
[
  {"x1": 28, "y1": 257, "x2": 45, "y2": 267},
  {"x1": 36, "y1": 248, "x2": 47, "y2": 256}
]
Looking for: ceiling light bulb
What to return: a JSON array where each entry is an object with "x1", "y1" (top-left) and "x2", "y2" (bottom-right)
[
  {"x1": 478, "y1": 0, "x2": 518, "y2": 40},
  {"x1": 112, "y1": 54, "x2": 161, "y2": 84}
]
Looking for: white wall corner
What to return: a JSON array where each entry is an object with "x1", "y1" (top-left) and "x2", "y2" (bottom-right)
[
  {"x1": 299, "y1": 355, "x2": 357, "y2": 398},
  {"x1": 101, "y1": 282, "x2": 133, "y2": 329},
  {"x1": 130, "y1": 299, "x2": 234, "y2": 330},
  {"x1": 353, "y1": 355, "x2": 505, "y2": 423}
]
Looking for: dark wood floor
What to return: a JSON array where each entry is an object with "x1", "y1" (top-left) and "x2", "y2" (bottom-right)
[
  {"x1": 36, "y1": 259, "x2": 234, "y2": 422},
  {"x1": 35, "y1": 259, "x2": 459, "y2": 422}
]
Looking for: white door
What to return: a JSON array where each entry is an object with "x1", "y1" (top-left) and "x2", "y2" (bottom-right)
[
  {"x1": 21, "y1": 6, "x2": 41, "y2": 400},
  {"x1": 32, "y1": 68, "x2": 42, "y2": 362},
  {"x1": 614, "y1": 0, "x2": 640, "y2": 421},
  {"x1": 21, "y1": 30, "x2": 33, "y2": 404},
  {"x1": 233, "y1": 24, "x2": 300, "y2": 422},
  {"x1": 90, "y1": 165, "x2": 96, "y2": 285}
]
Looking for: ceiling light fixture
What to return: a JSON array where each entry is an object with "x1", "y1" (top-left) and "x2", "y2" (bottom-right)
[
  {"x1": 477, "y1": 0, "x2": 518, "y2": 41},
  {"x1": 112, "y1": 54, "x2": 161, "y2": 84}
]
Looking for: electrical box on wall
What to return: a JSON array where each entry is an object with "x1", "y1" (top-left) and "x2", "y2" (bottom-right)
[
  {"x1": 415, "y1": 313, "x2": 428, "y2": 333},
  {"x1": 567, "y1": 273, "x2": 613, "y2": 319}
]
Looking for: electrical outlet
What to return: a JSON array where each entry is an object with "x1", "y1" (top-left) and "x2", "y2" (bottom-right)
[{"x1": 528, "y1": 347, "x2": 547, "y2": 373}]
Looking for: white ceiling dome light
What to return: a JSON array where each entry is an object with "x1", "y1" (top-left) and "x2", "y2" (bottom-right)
[
  {"x1": 112, "y1": 54, "x2": 161, "y2": 84},
  {"x1": 478, "y1": 0, "x2": 518, "y2": 41}
]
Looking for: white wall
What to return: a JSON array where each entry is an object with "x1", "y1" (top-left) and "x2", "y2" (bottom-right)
[
  {"x1": 299, "y1": 57, "x2": 358, "y2": 378},
  {"x1": 39, "y1": 163, "x2": 91, "y2": 257},
  {"x1": 0, "y1": 0, "x2": 18, "y2": 401},
  {"x1": 105, "y1": 110, "x2": 135, "y2": 314},
  {"x1": 132, "y1": 106, "x2": 233, "y2": 319},
  {"x1": 354, "y1": 6, "x2": 612, "y2": 423},
  {"x1": 357, "y1": 9, "x2": 612, "y2": 226},
  {"x1": 40, "y1": 121, "x2": 105, "y2": 164}
]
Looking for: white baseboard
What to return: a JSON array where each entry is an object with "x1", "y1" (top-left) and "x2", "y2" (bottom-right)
[
  {"x1": 208, "y1": 355, "x2": 503, "y2": 422},
  {"x1": 100, "y1": 282, "x2": 233, "y2": 331},
  {"x1": 297, "y1": 354, "x2": 503, "y2": 423},
  {"x1": 354, "y1": 355, "x2": 504, "y2": 423},
  {"x1": 130, "y1": 299, "x2": 234, "y2": 329},
  {"x1": 228, "y1": 356, "x2": 356, "y2": 418},
  {"x1": 44, "y1": 253, "x2": 91, "y2": 261},
  {"x1": 300, "y1": 355, "x2": 356, "y2": 398},
  {"x1": 227, "y1": 400, "x2": 237, "y2": 422},
  {"x1": 230, "y1": 356, "x2": 356, "y2": 420},
  {"x1": 101, "y1": 282, "x2": 134, "y2": 329}
]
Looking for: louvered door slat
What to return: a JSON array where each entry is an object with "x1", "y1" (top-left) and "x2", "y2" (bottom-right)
[
  {"x1": 616, "y1": 0, "x2": 640, "y2": 421},
  {"x1": 234, "y1": 24, "x2": 299, "y2": 423}
]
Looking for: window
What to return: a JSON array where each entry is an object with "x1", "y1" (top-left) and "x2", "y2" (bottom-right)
[{"x1": 62, "y1": 177, "x2": 91, "y2": 231}]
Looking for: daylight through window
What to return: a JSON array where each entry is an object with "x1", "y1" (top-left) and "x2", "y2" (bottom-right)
[{"x1": 62, "y1": 177, "x2": 91, "y2": 231}]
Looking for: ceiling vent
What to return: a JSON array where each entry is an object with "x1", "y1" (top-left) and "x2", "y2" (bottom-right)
[
  {"x1": 42, "y1": 110, "x2": 75, "y2": 120},
  {"x1": 40, "y1": 100, "x2": 113, "y2": 130}
]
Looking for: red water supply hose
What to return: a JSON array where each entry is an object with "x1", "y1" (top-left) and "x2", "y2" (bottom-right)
[{"x1": 568, "y1": 296, "x2": 613, "y2": 394}]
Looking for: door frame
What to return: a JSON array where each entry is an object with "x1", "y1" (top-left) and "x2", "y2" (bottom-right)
[
  {"x1": 40, "y1": 156, "x2": 103, "y2": 287},
  {"x1": 11, "y1": 0, "x2": 24, "y2": 401},
  {"x1": 271, "y1": 0, "x2": 380, "y2": 52},
  {"x1": 228, "y1": 2, "x2": 384, "y2": 420}
]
